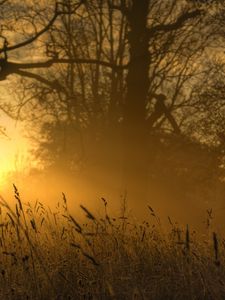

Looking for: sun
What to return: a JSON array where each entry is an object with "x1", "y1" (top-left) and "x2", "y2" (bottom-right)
[
  {"x1": 0, "y1": 118, "x2": 30, "y2": 187},
  {"x1": 0, "y1": 140, "x2": 26, "y2": 185}
]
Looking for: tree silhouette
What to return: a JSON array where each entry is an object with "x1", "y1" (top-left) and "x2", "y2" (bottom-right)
[{"x1": 0, "y1": 0, "x2": 223, "y2": 206}]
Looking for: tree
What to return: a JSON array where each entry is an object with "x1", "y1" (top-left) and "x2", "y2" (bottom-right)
[
  {"x1": 0, "y1": 0, "x2": 223, "y2": 209},
  {"x1": 112, "y1": 0, "x2": 204, "y2": 204}
]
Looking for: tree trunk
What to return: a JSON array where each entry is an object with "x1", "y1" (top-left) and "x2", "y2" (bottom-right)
[{"x1": 123, "y1": 0, "x2": 151, "y2": 213}]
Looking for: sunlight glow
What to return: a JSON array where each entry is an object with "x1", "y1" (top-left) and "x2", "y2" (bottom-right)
[{"x1": 0, "y1": 116, "x2": 29, "y2": 187}]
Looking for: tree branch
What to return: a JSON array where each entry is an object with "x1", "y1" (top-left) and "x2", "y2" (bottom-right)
[
  {"x1": 108, "y1": 0, "x2": 130, "y2": 18},
  {"x1": 149, "y1": 10, "x2": 202, "y2": 36},
  {"x1": 148, "y1": 93, "x2": 181, "y2": 134},
  {"x1": 6, "y1": 58, "x2": 127, "y2": 71},
  {"x1": 0, "y1": 1, "x2": 83, "y2": 54},
  {"x1": 14, "y1": 69, "x2": 65, "y2": 92}
]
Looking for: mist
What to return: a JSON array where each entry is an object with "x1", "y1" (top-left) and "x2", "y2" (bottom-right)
[
  {"x1": 1, "y1": 1, "x2": 225, "y2": 298},
  {"x1": 2, "y1": 127, "x2": 224, "y2": 232},
  {"x1": 0, "y1": 0, "x2": 224, "y2": 232}
]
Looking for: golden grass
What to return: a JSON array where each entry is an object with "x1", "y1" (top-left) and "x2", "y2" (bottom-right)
[{"x1": 0, "y1": 186, "x2": 224, "y2": 299}]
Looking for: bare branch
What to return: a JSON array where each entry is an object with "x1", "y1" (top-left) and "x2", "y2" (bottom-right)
[
  {"x1": 149, "y1": 10, "x2": 202, "y2": 36},
  {"x1": 148, "y1": 93, "x2": 181, "y2": 134},
  {"x1": 14, "y1": 69, "x2": 65, "y2": 92},
  {"x1": 107, "y1": 0, "x2": 130, "y2": 18},
  {"x1": 6, "y1": 58, "x2": 127, "y2": 71},
  {"x1": 0, "y1": 1, "x2": 83, "y2": 54}
]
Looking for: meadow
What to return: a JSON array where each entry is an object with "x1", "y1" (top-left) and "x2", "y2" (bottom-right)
[{"x1": 0, "y1": 185, "x2": 224, "y2": 300}]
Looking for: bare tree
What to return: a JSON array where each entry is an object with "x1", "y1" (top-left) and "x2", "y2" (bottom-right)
[{"x1": 0, "y1": 0, "x2": 223, "y2": 205}]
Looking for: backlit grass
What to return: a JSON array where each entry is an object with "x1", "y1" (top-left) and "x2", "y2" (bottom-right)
[{"x1": 0, "y1": 186, "x2": 224, "y2": 299}]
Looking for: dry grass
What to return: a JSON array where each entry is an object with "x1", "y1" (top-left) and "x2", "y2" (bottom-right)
[{"x1": 0, "y1": 186, "x2": 224, "y2": 299}]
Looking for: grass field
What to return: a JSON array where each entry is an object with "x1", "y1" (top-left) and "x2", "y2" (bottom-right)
[{"x1": 0, "y1": 185, "x2": 224, "y2": 299}]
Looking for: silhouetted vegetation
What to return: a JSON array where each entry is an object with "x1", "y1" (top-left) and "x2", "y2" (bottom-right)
[
  {"x1": 1, "y1": 0, "x2": 225, "y2": 206},
  {"x1": 0, "y1": 187, "x2": 223, "y2": 299},
  {"x1": 0, "y1": 1, "x2": 225, "y2": 298}
]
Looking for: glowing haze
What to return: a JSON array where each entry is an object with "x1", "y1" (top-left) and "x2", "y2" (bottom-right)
[{"x1": 0, "y1": 114, "x2": 29, "y2": 183}]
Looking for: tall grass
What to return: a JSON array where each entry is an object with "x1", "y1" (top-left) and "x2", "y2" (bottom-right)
[{"x1": 0, "y1": 186, "x2": 224, "y2": 299}]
